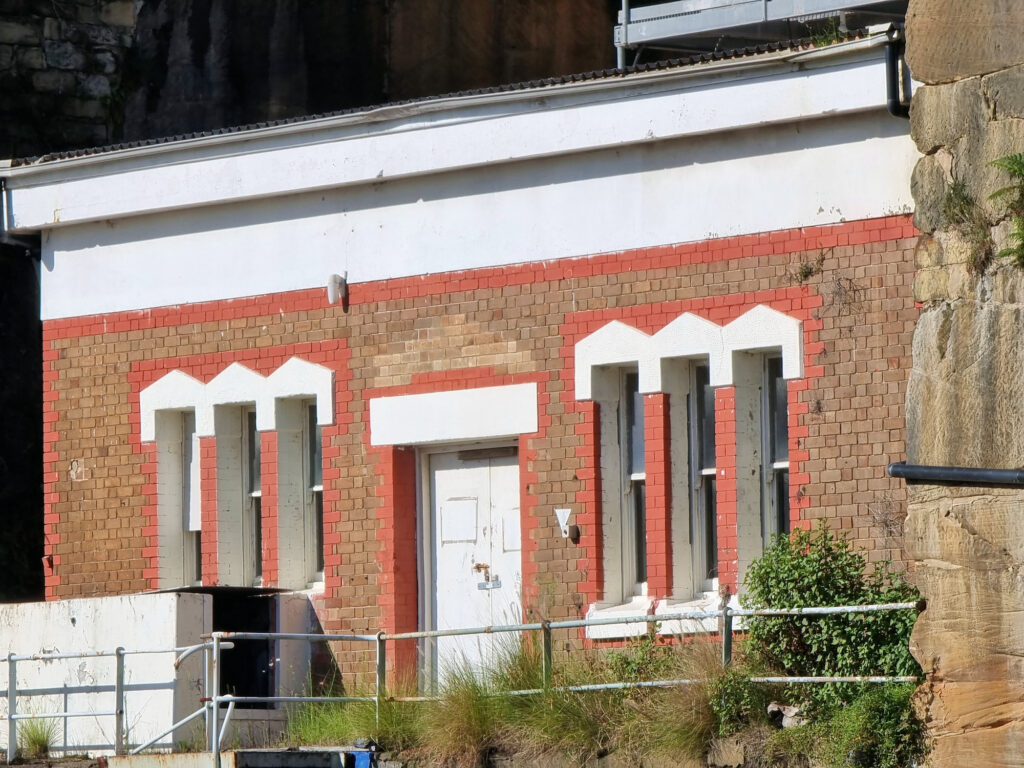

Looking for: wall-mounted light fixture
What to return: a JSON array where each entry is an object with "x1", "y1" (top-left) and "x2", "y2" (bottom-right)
[{"x1": 327, "y1": 272, "x2": 348, "y2": 305}]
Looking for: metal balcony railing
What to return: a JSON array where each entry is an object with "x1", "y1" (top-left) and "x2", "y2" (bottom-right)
[{"x1": 613, "y1": 0, "x2": 908, "y2": 65}]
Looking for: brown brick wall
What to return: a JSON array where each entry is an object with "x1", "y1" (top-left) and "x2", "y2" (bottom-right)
[{"x1": 41, "y1": 217, "x2": 918, "y2": 669}]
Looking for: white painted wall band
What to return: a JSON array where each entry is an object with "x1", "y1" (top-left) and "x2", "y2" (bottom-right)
[
  {"x1": 369, "y1": 383, "x2": 539, "y2": 446},
  {"x1": 575, "y1": 305, "x2": 803, "y2": 399},
  {"x1": 139, "y1": 358, "x2": 335, "y2": 441}
]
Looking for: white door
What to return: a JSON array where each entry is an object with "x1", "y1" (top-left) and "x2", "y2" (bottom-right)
[{"x1": 427, "y1": 448, "x2": 522, "y2": 680}]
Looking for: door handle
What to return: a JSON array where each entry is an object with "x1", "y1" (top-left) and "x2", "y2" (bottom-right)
[{"x1": 473, "y1": 563, "x2": 501, "y2": 590}]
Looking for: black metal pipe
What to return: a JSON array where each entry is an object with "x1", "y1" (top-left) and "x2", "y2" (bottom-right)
[
  {"x1": 885, "y1": 39, "x2": 910, "y2": 119},
  {"x1": 887, "y1": 462, "x2": 1024, "y2": 487}
]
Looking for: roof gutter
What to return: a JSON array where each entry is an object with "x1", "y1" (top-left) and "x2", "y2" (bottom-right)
[
  {"x1": 5, "y1": 31, "x2": 894, "y2": 179},
  {"x1": 0, "y1": 177, "x2": 40, "y2": 252},
  {"x1": 887, "y1": 462, "x2": 1024, "y2": 487}
]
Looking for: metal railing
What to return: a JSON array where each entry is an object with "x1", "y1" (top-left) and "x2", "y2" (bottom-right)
[
  {"x1": 1, "y1": 642, "x2": 213, "y2": 763},
  {"x1": 1, "y1": 601, "x2": 921, "y2": 764},
  {"x1": 206, "y1": 600, "x2": 921, "y2": 757}
]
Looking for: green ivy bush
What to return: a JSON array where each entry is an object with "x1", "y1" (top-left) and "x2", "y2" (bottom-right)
[{"x1": 742, "y1": 526, "x2": 921, "y2": 712}]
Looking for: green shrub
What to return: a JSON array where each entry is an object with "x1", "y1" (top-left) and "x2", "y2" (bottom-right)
[
  {"x1": 742, "y1": 526, "x2": 921, "y2": 712},
  {"x1": 767, "y1": 683, "x2": 926, "y2": 768},
  {"x1": 708, "y1": 666, "x2": 770, "y2": 737}
]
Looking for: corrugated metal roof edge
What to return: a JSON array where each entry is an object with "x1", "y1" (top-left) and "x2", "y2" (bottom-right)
[{"x1": 10, "y1": 30, "x2": 869, "y2": 168}]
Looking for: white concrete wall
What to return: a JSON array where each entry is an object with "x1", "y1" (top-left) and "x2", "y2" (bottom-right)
[
  {"x1": 0, "y1": 593, "x2": 211, "y2": 756},
  {"x1": 34, "y1": 111, "x2": 914, "y2": 320},
  {"x1": 2, "y1": 36, "x2": 917, "y2": 320}
]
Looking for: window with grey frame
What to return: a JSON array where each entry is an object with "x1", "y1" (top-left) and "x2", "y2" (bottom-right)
[
  {"x1": 305, "y1": 402, "x2": 325, "y2": 581},
  {"x1": 622, "y1": 371, "x2": 647, "y2": 594},
  {"x1": 181, "y1": 411, "x2": 203, "y2": 585},
  {"x1": 689, "y1": 363, "x2": 717, "y2": 593},
  {"x1": 761, "y1": 355, "x2": 790, "y2": 544},
  {"x1": 244, "y1": 408, "x2": 263, "y2": 585}
]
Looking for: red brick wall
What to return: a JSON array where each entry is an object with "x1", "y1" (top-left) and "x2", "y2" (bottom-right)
[{"x1": 40, "y1": 217, "x2": 918, "y2": 665}]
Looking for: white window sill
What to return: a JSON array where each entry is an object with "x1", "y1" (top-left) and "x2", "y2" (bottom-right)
[
  {"x1": 584, "y1": 596, "x2": 656, "y2": 639},
  {"x1": 655, "y1": 592, "x2": 742, "y2": 635}
]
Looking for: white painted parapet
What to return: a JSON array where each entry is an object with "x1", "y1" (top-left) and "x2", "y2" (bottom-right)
[{"x1": 0, "y1": 593, "x2": 211, "y2": 756}]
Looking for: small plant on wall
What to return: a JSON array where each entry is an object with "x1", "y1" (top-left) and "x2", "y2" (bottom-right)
[
  {"x1": 942, "y1": 178, "x2": 993, "y2": 274},
  {"x1": 989, "y1": 153, "x2": 1024, "y2": 268}
]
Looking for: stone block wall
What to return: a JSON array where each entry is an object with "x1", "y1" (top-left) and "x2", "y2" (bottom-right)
[
  {"x1": 0, "y1": 0, "x2": 618, "y2": 160},
  {"x1": 0, "y1": 0, "x2": 135, "y2": 159},
  {"x1": 905, "y1": 1, "x2": 1024, "y2": 763}
]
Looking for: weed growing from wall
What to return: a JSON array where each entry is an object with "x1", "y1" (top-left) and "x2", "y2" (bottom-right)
[
  {"x1": 943, "y1": 178, "x2": 994, "y2": 273},
  {"x1": 989, "y1": 153, "x2": 1024, "y2": 268}
]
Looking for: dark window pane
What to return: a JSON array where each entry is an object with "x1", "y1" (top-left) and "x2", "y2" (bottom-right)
[
  {"x1": 253, "y1": 497, "x2": 263, "y2": 579},
  {"x1": 193, "y1": 531, "x2": 203, "y2": 583},
  {"x1": 626, "y1": 373, "x2": 645, "y2": 475},
  {"x1": 633, "y1": 481, "x2": 646, "y2": 584},
  {"x1": 308, "y1": 404, "x2": 323, "y2": 488},
  {"x1": 313, "y1": 492, "x2": 324, "y2": 573},
  {"x1": 768, "y1": 357, "x2": 788, "y2": 462},
  {"x1": 696, "y1": 365, "x2": 716, "y2": 469},
  {"x1": 704, "y1": 478, "x2": 717, "y2": 580},
  {"x1": 775, "y1": 470, "x2": 789, "y2": 535},
  {"x1": 247, "y1": 410, "x2": 261, "y2": 493}
]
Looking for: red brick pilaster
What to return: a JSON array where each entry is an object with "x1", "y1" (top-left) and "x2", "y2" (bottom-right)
[
  {"x1": 575, "y1": 400, "x2": 602, "y2": 605},
  {"x1": 374, "y1": 445, "x2": 419, "y2": 675},
  {"x1": 320, "y1": 423, "x2": 344, "y2": 592},
  {"x1": 644, "y1": 393, "x2": 672, "y2": 598},
  {"x1": 260, "y1": 431, "x2": 279, "y2": 585},
  {"x1": 200, "y1": 436, "x2": 219, "y2": 585},
  {"x1": 714, "y1": 386, "x2": 738, "y2": 594},
  {"x1": 140, "y1": 443, "x2": 159, "y2": 589}
]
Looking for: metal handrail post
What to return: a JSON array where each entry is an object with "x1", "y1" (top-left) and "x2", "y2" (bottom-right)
[
  {"x1": 541, "y1": 622, "x2": 553, "y2": 688},
  {"x1": 114, "y1": 647, "x2": 126, "y2": 755},
  {"x1": 7, "y1": 654, "x2": 16, "y2": 764},
  {"x1": 617, "y1": 0, "x2": 631, "y2": 69},
  {"x1": 375, "y1": 632, "x2": 387, "y2": 727},
  {"x1": 203, "y1": 643, "x2": 212, "y2": 755},
  {"x1": 721, "y1": 606, "x2": 733, "y2": 667},
  {"x1": 209, "y1": 635, "x2": 221, "y2": 762}
]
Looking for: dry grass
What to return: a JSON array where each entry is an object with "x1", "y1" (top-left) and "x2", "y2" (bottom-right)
[{"x1": 284, "y1": 634, "x2": 745, "y2": 767}]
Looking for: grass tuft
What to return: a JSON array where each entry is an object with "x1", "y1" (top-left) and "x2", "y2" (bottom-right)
[{"x1": 18, "y1": 716, "x2": 58, "y2": 760}]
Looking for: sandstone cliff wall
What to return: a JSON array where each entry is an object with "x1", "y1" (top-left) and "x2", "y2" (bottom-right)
[
  {"x1": 906, "y1": 0, "x2": 1024, "y2": 763},
  {"x1": 1, "y1": 0, "x2": 617, "y2": 159}
]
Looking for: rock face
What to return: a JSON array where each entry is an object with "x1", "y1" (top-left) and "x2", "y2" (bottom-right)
[
  {"x1": 1, "y1": 0, "x2": 618, "y2": 158},
  {"x1": 907, "y1": 0, "x2": 1024, "y2": 84},
  {"x1": 907, "y1": 2, "x2": 1024, "y2": 764}
]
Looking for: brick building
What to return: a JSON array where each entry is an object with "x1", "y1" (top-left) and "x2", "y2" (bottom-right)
[{"x1": 2, "y1": 31, "x2": 919, "y2": 682}]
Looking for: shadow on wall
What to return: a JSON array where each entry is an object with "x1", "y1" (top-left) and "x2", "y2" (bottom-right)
[
  {"x1": 122, "y1": 0, "x2": 619, "y2": 143},
  {"x1": 0, "y1": 244, "x2": 42, "y2": 602}
]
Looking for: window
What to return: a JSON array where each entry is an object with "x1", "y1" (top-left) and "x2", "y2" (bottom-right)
[
  {"x1": 304, "y1": 402, "x2": 325, "y2": 581},
  {"x1": 761, "y1": 356, "x2": 790, "y2": 544},
  {"x1": 153, "y1": 409, "x2": 203, "y2": 588},
  {"x1": 574, "y1": 306, "x2": 803, "y2": 630},
  {"x1": 594, "y1": 367, "x2": 649, "y2": 608},
  {"x1": 181, "y1": 411, "x2": 202, "y2": 585},
  {"x1": 623, "y1": 372, "x2": 646, "y2": 593},
  {"x1": 244, "y1": 408, "x2": 263, "y2": 586},
  {"x1": 689, "y1": 363, "x2": 717, "y2": 594}
]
